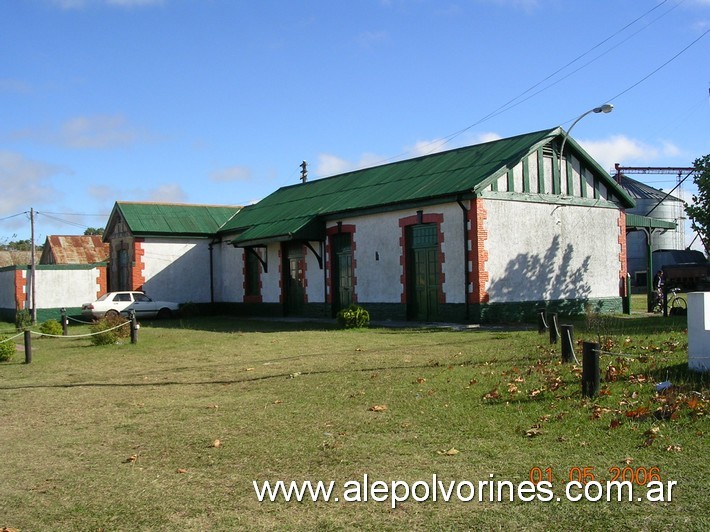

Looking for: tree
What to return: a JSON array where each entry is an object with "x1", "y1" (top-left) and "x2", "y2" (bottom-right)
[
  {"x1": 685, "y1": 154, "x2": 710, "y2": 254},
  {"x1": 84, "y1": 227, "x2": 104, "y2": 236}
]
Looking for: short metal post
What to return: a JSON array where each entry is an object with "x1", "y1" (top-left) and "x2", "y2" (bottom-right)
[
  {"x1": 24, "y1": 330, "x2": 32, "y2": 364},
  {"x1": 622, "y1": 274, "x2": 631, "y2": 315},
  {"x1": 549, "y1": 313, "x2": 558, "y2": 344},
  {"x1": 561, "y1": 324, "x2": 574, "y2": 363},
  {"x1": 582, "y1": 342, "x2": 600, "y2": 398},
  {"x1": 130, "y1": 311, "x2": 138, "y2": 344},
  {"x1": 537, "y1": 308, "x2": 548, "y2": 334},
  {"x1": 61, "y1": 307, "x2": 68, "y2": 336}
]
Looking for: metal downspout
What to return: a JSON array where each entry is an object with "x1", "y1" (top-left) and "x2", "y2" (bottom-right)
[
  {"x1": 457, "y1": 198, "x2": 470, "y2": 321},
  {"x1": 209, "y1": 241, "x2": 215, "y2": 304}
]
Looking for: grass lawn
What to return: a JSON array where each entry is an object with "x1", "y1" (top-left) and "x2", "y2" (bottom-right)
[{"x1": 0, "y1": 309, "x2": 707, "y2": 531}]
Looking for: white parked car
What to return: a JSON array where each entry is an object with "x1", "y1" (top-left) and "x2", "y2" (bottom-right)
[{"x1": 81, "y1": 291, "x2": 179, "y2": 320}]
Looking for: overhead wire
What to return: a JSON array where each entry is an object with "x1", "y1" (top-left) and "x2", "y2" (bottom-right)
[
  {"x1": 317, "y1": 0, "x2": 681, "y2": 176},
  {"x1": 605, "y1": 27, "x2": 710, "y2": 104}
]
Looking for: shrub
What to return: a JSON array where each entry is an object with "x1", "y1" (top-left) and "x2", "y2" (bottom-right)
[
  {"x1": 15, "y1": 309, "x2": 31, "y2": 331},
  {"x1": 336, "y1": 304, "x2": 370, "y2": 329},
  {"x1": 89, "y1": 315, "x2": 130, "y2": 346},
  {"x1": 0, "y1": 335, "x2": 15, "y2": 362},
  {"x1": 39, "y1": 319, "x2": 63, "y2": 337}
]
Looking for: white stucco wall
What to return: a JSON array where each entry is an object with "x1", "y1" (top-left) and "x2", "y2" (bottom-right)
[
  {"x1": 212, "y1": 242, "x2": 244, "y2": 303},
  {"x1": 483, "y1": 199, "x2": 621, "y2": 303},
  {"x1": 34, "y1": 268, "x2": 103, "y2": 308},
  {"x1": 0, "y1": 267, "x2": 103, "y2": 310},
  {"x1": 0, "y1": 269, "x2": 20, "y2": 309},
  {"x1": 304, "y1": 241, "x2": 325, "y2": 303},
  {"x1": 325, "y1": 202, "x2": 467, "y2": 305},
  {"x1": 140, "y1": 238, "x2": 212, "y2": 303},
  {"x1": 260, "y1": 243, "x2": 282, "y2": 303}
]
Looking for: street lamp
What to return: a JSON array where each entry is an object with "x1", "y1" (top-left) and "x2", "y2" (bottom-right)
[{"x1": 559, "y1": 103, "x2": 614, "y2": 175}]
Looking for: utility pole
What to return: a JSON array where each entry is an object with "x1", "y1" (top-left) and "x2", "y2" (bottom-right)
[{"x1": 30, "y1": 207, "x2": 36, "y2": 324}]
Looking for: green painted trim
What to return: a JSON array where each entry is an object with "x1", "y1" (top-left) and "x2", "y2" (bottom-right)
[
  {"x1": 565, "y1": 159, "x2": 574, "y2": 196},
  {"x1": 490, "y1": 177, "x2": 498, "y2": 192},
  {"x1": 506, "y1": 169, "x2": 514, "y2": 192},
  {"x1": 537, "y1": 148, "x2": 545, "y2": 194},
  {"x1": 552, "y1": 149, "x2": 561, "y2": 195},
  {"x1": 593, "y1": 177, "x2": 600, "y2": 199},
  {"x1": 321, "y1": 194, "x2": 477, "y2": 223},
  {"x1": 522, "y1": 158, "x2": 530, "y2": 193},
  {"x1": 579, "y1": 169, "x2": 587, "y2": 199},
  {"x1": 36, "y1": 263, "x2": 106, "y2": 270},
  {"x1": 477, "y1": 190, "x2": 621, "y2": 209},
  {"x1": 471, "y1": 297, "x2": 622, "y2": 324}
]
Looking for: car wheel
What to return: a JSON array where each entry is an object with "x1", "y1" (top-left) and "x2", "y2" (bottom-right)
[
  {"x1": 105, "y1": 310, "x2": 120, "y2": 319},
  {"x1": 157, "y1": 308, "x2": 172, "y2": 319}
]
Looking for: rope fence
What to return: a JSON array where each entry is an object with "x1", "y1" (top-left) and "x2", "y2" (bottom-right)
[{"x1": 0, "y1": 314, "x2": 137, "y2": 364}]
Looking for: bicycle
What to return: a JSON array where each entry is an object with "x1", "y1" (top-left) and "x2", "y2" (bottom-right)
[{"x1": 653, "y1": 287, "x2": 687, "y2": 315}]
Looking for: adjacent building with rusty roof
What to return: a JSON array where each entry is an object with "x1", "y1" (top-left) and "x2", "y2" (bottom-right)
[{"x1": 39, "y1": 235, "x2": 110, "y2": 265}]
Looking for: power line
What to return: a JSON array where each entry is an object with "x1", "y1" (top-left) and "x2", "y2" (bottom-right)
[
  {"x1": 36, "y1": 212, "x2": 95, "y2": 230},
  {"x1": 606, "y1": 28, "x2": 710, "y2": 103},
  {"x1": 313, "y1": 0, "x2": 678, "y2": 177},
  {"x1": 0, "y1": 211, "x2": 28, "y2": 222}
]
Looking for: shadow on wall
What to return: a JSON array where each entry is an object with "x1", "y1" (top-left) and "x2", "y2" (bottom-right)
[{"x1": 486, "y1": 234, "x2": 593, "y2": 318}]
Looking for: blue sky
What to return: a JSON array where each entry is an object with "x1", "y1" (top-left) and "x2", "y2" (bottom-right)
[{"x1": 1, "y1": 0, "x2": 709, "y2": 244}]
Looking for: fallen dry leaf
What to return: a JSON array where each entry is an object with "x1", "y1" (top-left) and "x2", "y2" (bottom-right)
[
  {"x1": 211, "y1": 439, "x2": 222, "y2": 448},
  {"x1": 124, "y1": 454, "x2": 138, "y2": 464},
  {"x1": 415, "y1": 377, "x2": 427, "y2": 384},
  {"x1": 206, "y1": 404, "x2": 219, "y2": 410},
  {"x1": 438, "y1": 448, "x2": 460, "y2": 456},
  {"x1": 644, "y1": 426, "x2": 660, "y2": 437},
  {"x1": 369, "y1": 404, "x2": 388, "y2": 412},
  {"x1": 623, "y1": 456, "x2": 634, "y2": 465},
  {"x1": 525, "y1": 428, "x2": 543, "y2": 438},
  {"x1": 176, "y1": 468, "x2": 188, "y2": 474}
]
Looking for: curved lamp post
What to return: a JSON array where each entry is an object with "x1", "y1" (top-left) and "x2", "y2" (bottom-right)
[{"x1": 559, "y1": 103, "x2": 614, "y2": 174}]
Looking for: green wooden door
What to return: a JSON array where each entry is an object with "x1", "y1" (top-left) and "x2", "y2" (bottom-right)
[
  {"x1": 407, "y1": 224, "x2": 439, "y2": 321},
  {"x1": 331, "y1": 233, "x2": 353, "y2": 313},
  {"x1": 284, "y1": 243, "x2": 306, "y2": 315}
]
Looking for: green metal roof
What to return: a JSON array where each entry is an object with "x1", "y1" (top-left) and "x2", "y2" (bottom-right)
[
  {"x1": 109, "y1": 202, "x2": 241, "y2": 237},
  {"x1": 222, "y1": 128, "x2": 634, "y2": 246}
]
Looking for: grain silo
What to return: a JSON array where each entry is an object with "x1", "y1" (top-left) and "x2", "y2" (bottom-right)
[{"x1": 617, "y1": 173, "x2": 685, "y2": 286}]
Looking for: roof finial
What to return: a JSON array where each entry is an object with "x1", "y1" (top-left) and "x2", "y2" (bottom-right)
[{"x1": 300, "y1": 161, "x2": 308, "y2": 183}]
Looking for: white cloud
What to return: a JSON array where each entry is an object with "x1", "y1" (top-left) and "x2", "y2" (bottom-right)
[
  {"x1": 86, "y1": 182, "x2": 186, "y2": 204},
  {"x1": 315, "y1": 154, "x2": 354, "y2": 177},
  {"x1": 315, "y1": 132, "x2": 506, "y2": 178},
  {"x1": 145, "y1": 184, "x2": 187, "y2": 203},
  {"x1": 0, "y1": 151, "x2": 63, "y2": 222},
  {"x1": 314, "y1": 151, "x2": 391, "y2": 178},
  {"x1": 13, "y1": 114, "x2": 141, "y2": 149},
  {"x1": 210, "y1": 166, "x2": 252, "y2": 183},
  {"x1": 575, "y1": 135, "x2": 686, "y2": 173}
]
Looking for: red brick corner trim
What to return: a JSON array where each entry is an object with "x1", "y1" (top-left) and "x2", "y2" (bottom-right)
[{"x1": 470, "y1": 199, "x2": 490, "y2": 304}]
